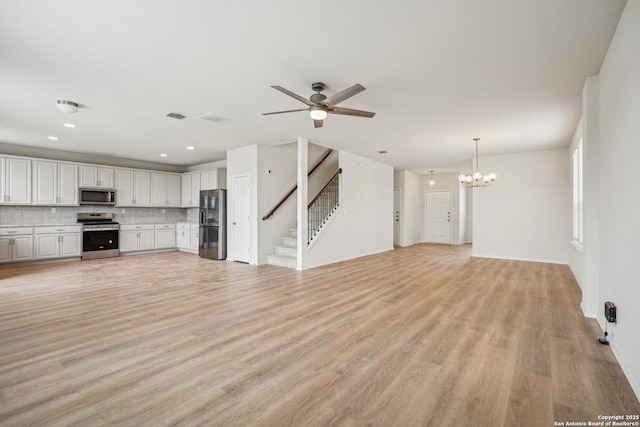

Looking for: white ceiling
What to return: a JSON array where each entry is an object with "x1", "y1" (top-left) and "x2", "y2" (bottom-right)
[{"x1": 0, "y1": 1, "x2": 627, "y2": 174}]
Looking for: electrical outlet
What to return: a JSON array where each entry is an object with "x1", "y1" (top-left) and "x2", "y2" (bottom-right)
[
  {"x1": 121, "y1": 208, "x2": 126, "y2": 213},
  {"x1": 51, "y1": 207, "x2": 56, "y2": 213},
  {"x1": 162, "y1": 209, "x2": 166, "y2": 214}
]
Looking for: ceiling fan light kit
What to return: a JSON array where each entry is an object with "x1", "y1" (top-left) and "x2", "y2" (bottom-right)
[
  {"x1": 56, "y1": 99, "x2": 79, "y2": 113},
  {"x1": 263, "y1": 82, "x2": 375, "y2": 128},
  {"x1": 458, "y1": 138, "x2": 498, "y2": 188},
  {"x1": 309, "y1": 105, "x2": 327, "y2": 120}
]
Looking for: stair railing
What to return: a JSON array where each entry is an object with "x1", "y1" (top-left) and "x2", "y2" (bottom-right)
[
  {"x1": 262, "y1": 149, "x2": 333, "y2": 220},
  {"x1": 307, "y1": 168, "x2": 342, "y2": 245}
]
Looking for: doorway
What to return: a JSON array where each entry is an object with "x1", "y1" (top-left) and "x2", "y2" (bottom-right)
[
  {"x1": 425, "y1": 190, "x2": 451, "y2": 244},
  {"x1": 232, "y1": 174, "x2": 251, "y2": 263},
  {"x1": 393, "y1": 188, "x2": 400, "y2": 246}
]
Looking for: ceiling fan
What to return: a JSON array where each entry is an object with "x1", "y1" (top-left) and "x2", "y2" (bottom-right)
[{"x1": 263, "y1": 82, "x2": 375, "y2": 128}]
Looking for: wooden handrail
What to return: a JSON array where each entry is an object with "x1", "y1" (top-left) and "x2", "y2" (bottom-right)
[
  {"x1": 307, "y1": 168, "x2": 342, "y2": 209},
  {"x1": 262, "y1": 149, "x2": 334, "y2": 220}
]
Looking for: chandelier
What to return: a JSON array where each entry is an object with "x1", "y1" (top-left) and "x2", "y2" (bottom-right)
[{"x1": 458, "y1": 138, "x2": 497, "y2": 187}]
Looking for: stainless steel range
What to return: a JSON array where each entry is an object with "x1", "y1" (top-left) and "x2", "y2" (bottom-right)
[{"x1": 78, "y1": 213, "x2": 120, "y2": 260}]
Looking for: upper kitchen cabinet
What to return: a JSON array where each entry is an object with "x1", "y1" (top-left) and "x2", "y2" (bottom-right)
[
  {"x1": 0, "y1": 156, "x2": 32, "y2": 205},
  {"x1": 150, "y1": 173, "x2": 180, "y2": 207},
  {"x1": 79, "y1": 165, "x2": 114, "y2": 188},
  {"x1": 115, "y1": 169, "x2": 151, "y2": 207},
  {"x1": 180, "y1": 172, "x2": 200, "y2": 208},
  {"x1": 200, "y1": 168, "x2": 227, "y2": 191},
  {"x1": 33, "y1": 161, "x2": 79, "y2": 206},
  {"x1": 181, "y1": 168, "x2": 226, "y2": 208}
]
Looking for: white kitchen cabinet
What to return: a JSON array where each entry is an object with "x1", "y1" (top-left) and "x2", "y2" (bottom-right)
[
  {"x1": 201, "y1": 168, "x2": 227, "y2": 190},
  {"x1": 200, "y1": 170, "x2": 217, "y2": 191},
  {"x1": 176, "y1": 222, "x2": 199, "y2": 253},
  {"x1": 33, "y1": 161, "x2": 78, "y2": 205},
  {"x1": 180, "y1": 172, "x2": 200, "y2": 208},
  {"x1": 189, "y1": 224, "x2": 199, "y2": 252},
  {"x1": 176, "y1": 223, "x2": 190, "y2": 249},
  {"x1": 0, "y1": 228, "x2": 34, "y2": 263},
  {"x1": 79, "y1": 165, "x2": 114, "y2": 188},
  {"x1": 151, "y1": 173, "x2": 181, "y2": 207},
  {"x1": 35, "y1": 226, "x2": 82, "y2": 259},
  {"x1": 120, "y1": 224, "x2": 154, "y2": 252},
  {"x1": 115, "y1": 169, "x2": 151, "y2": 207},
  {"x1": 1, "y1": 156, "x2": 31, "y2": 205},
  {"x1": 155, "y1": 224, "x2": 176, "y2": 249}
]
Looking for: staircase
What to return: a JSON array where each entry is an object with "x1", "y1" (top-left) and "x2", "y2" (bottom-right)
[
  {"x1": 264, "y1": 167, "x2": 342, "y2": 270},
  {"x1": 265, "y1": 227, "x2": 297, "y2": 269}
]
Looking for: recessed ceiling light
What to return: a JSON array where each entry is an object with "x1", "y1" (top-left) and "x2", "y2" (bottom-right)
[
  {"x1": 63, "y1": 123, "x2": 76, "y2": 128},
  {"x1": 160, "y1": 154, "x2": 168, "y2": 157},
  {"x1": 186, "y1": 146, "x2": 195, "y2": 150},
  {"x1": 47, "y1": 136, "x2": 59, "y2": 140}
]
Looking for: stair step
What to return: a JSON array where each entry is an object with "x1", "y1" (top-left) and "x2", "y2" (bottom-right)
[
  {"x1": 288, "y1": 227, "x2": 297, "y2": 238},
  {"x1": 281, "y1": 236, "x2": 297, "y2": 247},
  {"x1": 274, "y1": 244, "x2": 296, "y2": 257},
  {"x1": 265, "y1": 254, "x2": 297, "y2": 269}
]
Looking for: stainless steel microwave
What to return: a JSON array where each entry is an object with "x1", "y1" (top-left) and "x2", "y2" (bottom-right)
[{"x1": 79, "y1": 188, "x2": 116, "y2": 205}]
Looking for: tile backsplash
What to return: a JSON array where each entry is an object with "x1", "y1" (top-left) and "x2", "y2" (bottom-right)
[{"x1": 0, "y1": 206, "x2": 189, "y2": 226}]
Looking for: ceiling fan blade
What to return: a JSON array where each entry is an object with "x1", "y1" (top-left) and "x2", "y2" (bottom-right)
[
  {"x1": 323, "y1": 84, "x2": 366, "y2": 107},
  {"x1": 262, "y1": 108, "x2": 309, "y2": 116},
  {"x1": 271, "y1": 86, "x2": 315, "y2": 106},
  {"x1": 328, "y1": 106, "x2": 376, "y2": 118},
  {"x1": 314, "y1": 119, "x2": 324, "y2": 128}
]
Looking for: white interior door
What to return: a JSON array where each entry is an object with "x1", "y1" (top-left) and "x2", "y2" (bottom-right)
[
  {"x1": 426, "y1": 190, "x2": 451, "y2": 244},
  {"x1": 232, "y1": 175, "x2": 251, "y2": 263},
  {"x1": 393, "y1": 188, "x2": 400, "y2": 246}
]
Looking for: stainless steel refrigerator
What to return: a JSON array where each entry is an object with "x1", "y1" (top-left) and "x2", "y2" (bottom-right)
[{"x1": 199, "y1": 189, "x2": 226, "y2": 260}]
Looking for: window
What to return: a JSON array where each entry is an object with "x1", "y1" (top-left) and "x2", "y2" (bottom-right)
[{"x1": 572, "y1": 139, "x2": 583, "y2": 246}]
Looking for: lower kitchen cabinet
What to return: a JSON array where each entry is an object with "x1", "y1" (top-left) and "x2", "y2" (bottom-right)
[
  {"x1": 35, "y1": 226, "x2": 82, "y2": 259},
  {"x1": 0, "y1": 228, "x2": 34, "y2": 263},
  {"x1": 189, "y1": 224, "x2": 199, "y2": 252},
  {"x1": 176, "y1": 222, "x2": 198, "y2": 253},
  {"x1": 120, "y1": 224, "x2": 154, "y2": 253},
  {"x1": 155, "y1": 224, "x2": 176, "y2": 249}
]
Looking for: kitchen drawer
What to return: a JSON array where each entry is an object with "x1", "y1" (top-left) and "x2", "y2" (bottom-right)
[
  {"x1": 120, "y1": 224, "x2": 154, "y2": 231},
  {"x1": 35, "y1": 225, "x2": 81, "y2": 234},
  {"x1": 0, "y1": 227, "x2": 34, "y2": 236},
  {"x1": 155, "y1": 224, "x2": 175, "y2": 230}
]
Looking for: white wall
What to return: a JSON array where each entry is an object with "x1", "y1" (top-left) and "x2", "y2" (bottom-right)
[
  {"x1": 226, "y1": 144, "x2": 258, "y2": 264},
  {"x1": 473, "y1": 148, "x2": 571, "y2": 264},
  {"x1": 568, "y1": 117, "x2": 585, "y2": 294},
  {"x1": 465, "y1": 188, "x2": 473, "y2": 243},
  {"x1": 393, "y1": 170, "x2": 422, "y2": 246},
  {"x1": 302, "y1": 151, "x2": 394, "y2": 269},
  {"x1": 594, "y1": 0, "x2": 640, "y2": 399},
  {"x1": 257, "y1": 143, "x2": 297, "y2": 264}
]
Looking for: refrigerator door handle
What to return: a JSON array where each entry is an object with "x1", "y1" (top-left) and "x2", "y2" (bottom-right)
[{"x1": 200, "y1": 211, "x2": 205, "y2": 225}]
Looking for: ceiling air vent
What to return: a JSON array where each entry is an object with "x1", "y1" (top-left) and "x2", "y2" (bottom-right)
[
  {"x1": 199, "y1": 113, "x2": 228, "y2": 123},
  {"x1": 164, "y1": 112, "x2": 186, "y2": 120}
]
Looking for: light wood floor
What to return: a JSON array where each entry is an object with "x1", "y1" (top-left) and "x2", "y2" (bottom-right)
[{"x1": 0, "y1": 245, "x2": 638, "y2": 426}]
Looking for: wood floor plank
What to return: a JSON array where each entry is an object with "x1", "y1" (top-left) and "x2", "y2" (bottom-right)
[{"x1": 1, "y1": 244, "x2": 638, "y2": 426}]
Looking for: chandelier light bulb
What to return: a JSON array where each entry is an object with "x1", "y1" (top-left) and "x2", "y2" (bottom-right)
[{"x1": 459, "y1": 137, "x2": 498, "y2": 188}]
